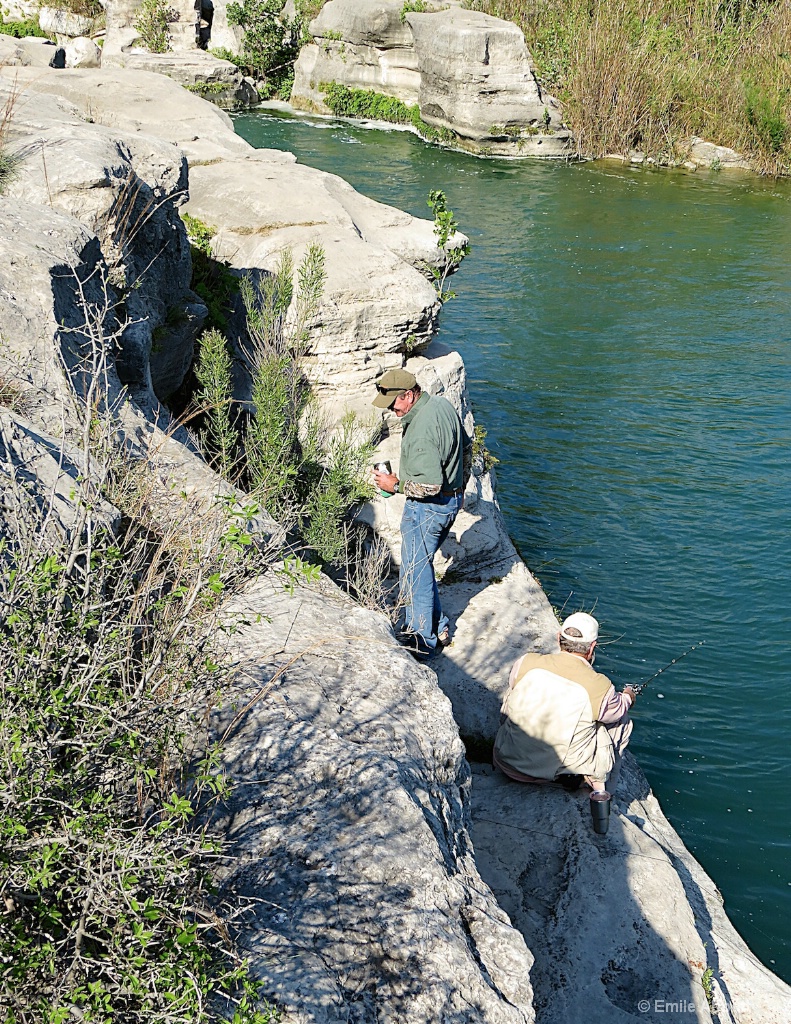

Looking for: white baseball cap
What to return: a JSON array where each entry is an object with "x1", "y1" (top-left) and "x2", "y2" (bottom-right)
[{"x1": 560, "y1": 612, "x2": 599, "y2": 644}]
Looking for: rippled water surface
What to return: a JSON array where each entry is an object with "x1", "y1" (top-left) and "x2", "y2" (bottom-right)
[{"x1": 234, "y1": 108, "x2": 791, "y2": 979}]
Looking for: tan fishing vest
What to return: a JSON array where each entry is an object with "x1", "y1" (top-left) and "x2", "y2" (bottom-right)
[{"x1": 495, "y1": 652, "x2": 615, "y2": 780}]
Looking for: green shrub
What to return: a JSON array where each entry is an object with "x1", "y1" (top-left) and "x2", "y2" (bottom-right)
[
  {"x1": 181, "y1": 213, "x2": 239, "y2": 333},
  {"x1": 0, "y1": 18, "x2": 49, "y2": 37},
  {"x1": 189, "y1": 243, "x2": 376, "y2": 566},
  {"x1": 426, "y1": 189, "x2": 471, "y2": 303},
  {"x1": 320, "y1": 82, "x2": 456, "y2": 144},
  {"x1": 400, "y1": 0, "x2": 429, "y2": 22},
  {"x1": 745, "y1": 83, "x2": 788, "y2": 154},
  {"x1": 0, "y1": 379, "x2": 279, "y2": 1021},
  {"x1": 193, "y1": 327, "x2": 240, "y2": 481},
  {"x1": 134, "y1": 0, "x2": 171, "y2": 54},
  {"x1": 226, "y1": 0, "x2": 300, "y2": 98},
  {"x1": 40, "y1": 0, "x2": 103, "y2": 17}
]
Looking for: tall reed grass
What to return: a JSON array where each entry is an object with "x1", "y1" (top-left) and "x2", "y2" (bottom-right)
[{"x1": 466, "y1": 0, "x2": 791, "y2": 172}]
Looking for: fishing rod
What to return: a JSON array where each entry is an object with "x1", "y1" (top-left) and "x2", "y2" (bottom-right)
[{"x1": 631, "y1": 641, "x2": 705, "y2": 696}]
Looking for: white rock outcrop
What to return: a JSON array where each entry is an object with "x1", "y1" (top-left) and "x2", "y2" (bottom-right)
[
  {"x1": 292, "y1": 0, "x2": 571, "y2": 157},
  {"x1": 407, "y1": 7, "x2": 567, "y2": 154},
  {"x1": 39, "y1": 4, "x2": 95, "y2": 41},
  {"x1": 213, "y1": 572, "x2": 536, "y2": 1023},
  {"x1": 2, "y1": 77, "x2": 203, "y2": 403}
]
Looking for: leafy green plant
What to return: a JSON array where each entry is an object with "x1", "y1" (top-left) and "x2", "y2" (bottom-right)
[
  {"x1": 0, "y1": 320, "x2": 280, "y2": 1022},
  {"x1": 193, "y1": 327, "x2": 240, "y2": 481},
  {"x1": 400, "y1": 0, "x2": 428, "y2": 22},
  {"x1": 181, "y1": 213, "x2": 239, "y2": 333},
  {"x1": 185, "y1": 244, "x2": 375, "y2": 567},
  {"x1": 42, "y1": 0, "x2": 103, "y2": 17},
  {"x1": 0, "y1": 17, "x2": 50, "y2": 37},
  {"x1": 426, "y1": 189, "x2": 471, "y2": 303},
  {"x1": 745, "y1": 83, "x2": 788, "y2": 154},
  {"x1": 184, "y1": 81, "x2": 229, "y2": 96},
  {"x1": 226, "y1": 0, "x2": 300, "y2": 98},
  {"x1": 472, "y1": 422, "x2": 498, "y2": 472},
  {"x1": 134, "y1": 0, "x2": 171, "y2": 53},
  {"x1": 320, "y1": 82, "x2": 456, "y2": 144},
  {"x1": 702, "y1": 966, "x2": 714, "y2": 1008}
]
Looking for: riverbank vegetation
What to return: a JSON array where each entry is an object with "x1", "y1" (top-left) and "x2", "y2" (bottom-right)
[
  {"x1": 465, "y1": 0, "x2": 791, "y2": 173},
  {"x1": 181, "y1": 220, "x2": 378, "y2": 572},
  {"x1": 320, "y1": 82, "x2": 456, "y2": 144},
  {"x1": 0, "y1": 349, "x2": 280, "y2": 1022}
]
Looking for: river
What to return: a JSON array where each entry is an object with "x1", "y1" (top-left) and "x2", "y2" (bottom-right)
[{"x1": 233, "y1": 108, "x2": 791, "y2": 982}]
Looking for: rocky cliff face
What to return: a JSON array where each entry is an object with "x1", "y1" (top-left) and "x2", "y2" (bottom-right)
[
  {"x1": 292, "y1": 0, "x2": 572, "y2": 157},
  {"x1": 1, "y1": 61, "x2": 789, "y2": 1024}
]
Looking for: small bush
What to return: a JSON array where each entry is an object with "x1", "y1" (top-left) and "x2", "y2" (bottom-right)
[
  {"x1": 400, "y1": 0, "x2": 429, "y2": 23},
  {"x1": 41, "y1": 0, "x2": 103, "y2": 17},
  {"x1": 134, "y1": 0, "x2": 171, "y2": 54},
  {"x1": 226, "y1": 0, "x2": 299, "y2": 98},
  {"x1": 193, "y1": 328, "x2": 240, "y2": 481},
  {"x1": 0, "y1": 299, "x2": 280, "y2": 1022}
]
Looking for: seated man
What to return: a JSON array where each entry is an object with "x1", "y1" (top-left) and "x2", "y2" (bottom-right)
[{"x1": 493, "y1": 612, "x2": 636, "y2": 794}]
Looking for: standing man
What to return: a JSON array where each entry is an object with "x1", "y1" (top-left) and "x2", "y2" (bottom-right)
[
  {"x1": 372, "y1": 369, "x2": 467, "y2": 658},
  {"x1": 493, "y1": 612, "x2": 636, "y2": 793}
]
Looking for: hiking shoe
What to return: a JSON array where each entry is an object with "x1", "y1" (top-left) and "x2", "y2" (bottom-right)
[{"x1": 437, "y1": 628, "x2": 452, "y2": 649}]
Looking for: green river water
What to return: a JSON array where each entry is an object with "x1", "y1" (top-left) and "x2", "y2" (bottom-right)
[{"x1": 234, "y1": 109, "x2": 791, "y2": 982}]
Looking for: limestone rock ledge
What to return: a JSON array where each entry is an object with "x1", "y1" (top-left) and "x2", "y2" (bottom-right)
[{"x1": 212, "y1": 572, "x2": 536, "y2": 1023}]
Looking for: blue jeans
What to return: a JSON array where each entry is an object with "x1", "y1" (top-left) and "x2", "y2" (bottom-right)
[{"x1": 399, "y1": 492, "x2": 463, "y2": 652}]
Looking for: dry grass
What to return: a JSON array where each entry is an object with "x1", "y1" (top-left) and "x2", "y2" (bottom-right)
[{"x1": 466, "y1": 0, "x2": 791, "y2": 173}]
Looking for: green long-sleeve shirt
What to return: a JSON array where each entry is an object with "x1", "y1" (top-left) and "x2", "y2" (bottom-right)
[{"x1": 399, "y1": 392, "x2": 464, "y2": 495}]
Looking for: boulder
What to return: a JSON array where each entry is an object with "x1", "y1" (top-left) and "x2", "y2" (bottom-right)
[
  {"x1": 212, "y1": 570, "x2": 536, "y2": 1024},
  {"x1": 292, "y1": 0, "x2": 572, "y2": 157},
  {"x1": 292, "y1": 0, "x2": 423, "y2": 112},
  {"x1": 65, "y1": 35, "x2": 102, "y2": 68},
  {"x1": 407, "y1": 7, "x2": 568, "y2": 154},
  {"x1": 0, "y1": 190, "x2": 274, "y2": 539},
  {"x1": 0, "y1": 35, "x2": 63, "y2": 67},
  {"x1": 472, "y1": 755, "x2": 791, "y2": 1024},
  {"x1": 0, "y1": 408, "x2": 120, "y2": 544},
  {"x1": 182, "y1": 152, "x2": 442, "y2": 402},
  {"x1": 39, "y1": 4, "x2": 95, "y2": 40},
  {"x1": 684, "y1": 137, "x2": 751, "y2": 171}
]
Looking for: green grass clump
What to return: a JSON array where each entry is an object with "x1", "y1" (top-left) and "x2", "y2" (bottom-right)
[
  {"x1": 0, "y1": 18, "x2": 49, "y2": 37},
  {"x1": 463, "y1": 0, "x2": 791, "y2": 174},
  {"x1": 320, "y1": 82, "x2": 455, "y2": 144}
]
